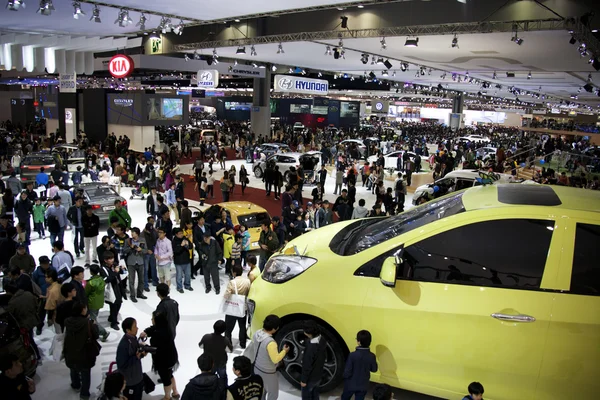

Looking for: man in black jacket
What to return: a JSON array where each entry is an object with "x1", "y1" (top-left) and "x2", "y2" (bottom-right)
[
  {"x1": 155, "y1": 283, "x2": 180, "y2": 338},
  {"x1": 14, "y1": 191, "x2": 32, "y2": 244},
  {"x1": 198, "y1": 231, "x2": 223, "y2": 295},
  {"x1": 181, "y1": 354, "x2": 223, "y2": 400},
  {"x1": 67, "y1": 196, "x2": 85, "y2": 258},
  {"x1": 82, "y1": 205, "x2": 100, "y2": 266},
  {"x1": 263, "y1": 162, "x2": 274, "y2": 197},
  {"x1": 172, "y1": 228, "x2": 193, "y2": 294},
  {"x1": 227, "y1": 356, "x2": 264, "y2": 400},
  {"x1": 318, "y1": 165, "x2": 328, "y2": 192},
  {"x1": 300, "y1": 322, "x2": 327, "y2": 400},
  {"x1": 116, "y1": 317, "x2": 146, "y2": 400},
  {"x1": 192, "y1": 216, "x2": 210, "y2": 277},
  {"x1": 156, "y1": 209, "x2": 173, "y2": 240},
  {"x1": 146, "y1": 187, "x2": 160, "y2": 218}
]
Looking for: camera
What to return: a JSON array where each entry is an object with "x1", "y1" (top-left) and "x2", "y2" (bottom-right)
[{"x1": 138, "y1": 344, "x2": 157, "y2": 354}]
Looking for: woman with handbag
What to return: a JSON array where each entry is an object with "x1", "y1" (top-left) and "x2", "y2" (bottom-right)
[
  {"x1": 63, "y1": 302, "x2": 100, "y2": 400},
  {"x1": 223, "y1": 265, "x2": 251, "y2": 349},
  {"x1": 140, "y1": 312, "x2": 180, "y2": 400},
  {"x1": 239, "y1": 165, "x2": 249, "y2": 195}
]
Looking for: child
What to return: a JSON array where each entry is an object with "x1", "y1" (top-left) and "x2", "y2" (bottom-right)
[
  {"x1": 247, "y1": 255, "x2": 260, "y2": 284},
  {"x1": 239, "y1": 224, "x2": 251, "y2": 267},
  {"x1": 222, "y1": 227, "x2": 235, "y2": 279},
  {"x1": 43, "y1": 268, "x2": 63, "y2": 329},
  {"x1": 166, "y1": 182, "x2": 179, "y2": 224},
  {"x1": 372, "y1": 384, "x2": 392, "y2": 400},
  {"x1": 33, "y1": 197, "x2": 46, "y2": 239},
  {"x1": 183, "y1": 221, "x2": 194, "y2": 276},
  {"x1": 463, "y1": 382, "x2": 484, "y2": 400},
  {"x1": 341, "y1": 330, "x2": 378, "y2": 400},
  {"x1": 199, "y1": 320, "x2": 233, "y2": 388},
  {"x1": 231, "y1": 234, "x2": 242, "y2": 268}
]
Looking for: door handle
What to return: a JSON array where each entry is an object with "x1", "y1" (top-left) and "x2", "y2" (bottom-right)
[{"x1": 491, "y1": 313, "x2": 536, "y2": 323}]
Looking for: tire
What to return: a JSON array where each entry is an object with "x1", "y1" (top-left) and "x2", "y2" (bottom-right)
[
  {"x1": 130, "y1": 195, "x2": 133, "y2": 200},
  {"x1": 254, "y1": 167, "x2": 263, "y2": 179},
  {"x1": 284, "y1": 171, "x2": 291, "y2": 183},
  {"x1": 275, "y1": 320, "x2": 345, "y2": 393}
]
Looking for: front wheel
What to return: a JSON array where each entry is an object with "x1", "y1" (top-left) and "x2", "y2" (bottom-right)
[
  {"x1": 254, "y1": 167, "x2": 263, "y2": 179},
  {"x1": 275, "y1": 320, "x2": 345, "y2": 393}
]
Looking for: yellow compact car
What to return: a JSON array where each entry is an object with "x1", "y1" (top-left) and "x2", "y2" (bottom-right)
[
  {"x1": 247, "y1": 184, "x2": 600, "y2": 399},
  {"x1": 202, "y1": 202, "x2": 270, "y2": 251}
]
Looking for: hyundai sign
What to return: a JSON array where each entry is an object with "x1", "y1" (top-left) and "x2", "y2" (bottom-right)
[
  {"x1": 274, "y1": 75, "x2": 328, "y2": 95},
  {"x1": 197, "y1": 70, "x2": 219, "y2": 88}
]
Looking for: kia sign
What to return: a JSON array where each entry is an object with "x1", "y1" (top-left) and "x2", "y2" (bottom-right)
[
  {"x1": 197, "y1": 70, "x2": 219, "y2": 88},
  {"x1": 274, "y1": 75, "x2": 328, "y2": 95},
  {"x1": 109, "y1": 54, "x2": 134, "y2": 79}
]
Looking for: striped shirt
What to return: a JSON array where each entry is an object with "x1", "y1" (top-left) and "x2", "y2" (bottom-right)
[{"x1": 231, "y1": 242, "x2": 242, "y2": 260}]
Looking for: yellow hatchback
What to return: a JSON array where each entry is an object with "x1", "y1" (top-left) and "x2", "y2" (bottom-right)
[
  {"x1": 202, "y1": 201, "x2": 270, "y2": 251},
  {"x1": 247, "y1": 184, "x2": 600, "y2": 399}
]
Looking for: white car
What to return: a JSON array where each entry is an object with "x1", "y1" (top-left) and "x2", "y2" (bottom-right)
[
  {"x1": 340, "y1": 139, "x2": 367, "y2": 158},
  {"x1": 367, "y1": 150, "x2": 419, "y2": 171},
  {"x1": 413, "y1": 169, "x2": 514, "y2": 205},
  {"x1": 476, "y1": 146, "x2": 498, "y2": 161},
  {"x1": 458, "y1": 135, "x2": 491, "y2": 143},
  {"x1": 253, "y1": 151, "x2": 322, "y2": 183}
]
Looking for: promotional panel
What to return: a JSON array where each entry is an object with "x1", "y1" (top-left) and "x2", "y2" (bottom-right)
[
  {"x1": 273, "y1": 75, "x2": 329, "y2": 96},
  {"x1": 107, "y1": 93, "x2": 144, "y2": 125},
  {"x1": 64, "y1": 108, "x2": 76, "y2": 142},
  {"x1": 197, "y1": 70, "x2": 219, "y2": 88},
  {"x1": 145, "y1": 94, "x2": 189, "y2": 125},
  {"x1": 59, "y1": 73, "x2": 77, "y2": 93}
]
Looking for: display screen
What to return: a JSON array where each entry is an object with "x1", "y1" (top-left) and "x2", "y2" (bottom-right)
[
  {"x1": 147, "y1": 97, "x2": 183, "y2": 120},
  {"x1": 311, "y1": 105, "x2": 328, "y2": 115},
  {"x1": 290, "y1": 104, "x2": 311, "y2": 114},
  {"x1": 225, "y1": 102, "x2": 252, "y2": 111},
  {"x1": 341, "y1": 102, "x2": 359, "y2": 118}
]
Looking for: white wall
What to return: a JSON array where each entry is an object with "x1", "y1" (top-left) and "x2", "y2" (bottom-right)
[
  {"x1": 503, "y1": 112, "x2": 522, "y2": 127},
  {"x1": 46, "y1": 118, "x2": 59, "y2": 136},
  {"x1": 107, "y1": 124, "x2": 155, "y2": 152},
  {"x1": 419, "y1": 107, "x2": 451, "y2": 125}
]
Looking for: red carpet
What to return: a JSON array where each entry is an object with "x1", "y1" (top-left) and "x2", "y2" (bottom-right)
[{"x1": 180, "y1": 179, "x2": 313, "y2": 219}]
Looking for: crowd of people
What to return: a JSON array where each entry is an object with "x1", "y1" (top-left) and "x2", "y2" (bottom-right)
[{"x1": 0, "y1": 116, "x2": 597, "y2": 400}]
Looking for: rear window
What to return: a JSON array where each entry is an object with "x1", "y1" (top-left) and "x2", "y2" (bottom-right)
[
  {"x1": 238, "y1": 212, "x2": 270, "y2": 229},
  {"x1": 84, "y1": 186, "x2": 117, "y2": 197},
  {"x1": 23, "y1": 156, "x2": 55, "y2": 166}
]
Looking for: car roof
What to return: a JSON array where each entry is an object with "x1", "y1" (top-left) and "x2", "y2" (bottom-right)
[
  {"x1": 271, "y1": 152, "x2": 302, "y2": 158},
  {"x1": 216, "y1": 201, "x2": 269, "y2": 214},
  {"x1": 462, "y1": 184, "x2": 600, "y2": 213}
]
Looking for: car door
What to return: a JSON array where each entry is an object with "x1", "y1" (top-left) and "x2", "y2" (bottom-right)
[
  {"x1": 360, "y1": 215, "x2": 557, "y2": 399},
  {"x1": 536, "y1": 217, "x2": 600, "y2": 399}
]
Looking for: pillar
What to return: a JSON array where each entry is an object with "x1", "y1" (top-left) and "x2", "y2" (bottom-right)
[
  {"x1": 452, "y1": 93, "x2": 464, "y2": 114},
  {"x1": 251, "y1": 68, "x2": 272, "y2": 138}
]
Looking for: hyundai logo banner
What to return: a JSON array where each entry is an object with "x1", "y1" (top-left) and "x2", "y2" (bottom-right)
[
  {"x1": 197, "y1": 70, "x2": 219, "y2": 88},
  {"x1": 274, "y1": 75, "x2": 329, "y2": 95}
]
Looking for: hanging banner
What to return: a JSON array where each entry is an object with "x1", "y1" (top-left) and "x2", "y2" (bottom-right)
[
  {"x1": 59, "y1": 73, "x2": 77, "y2": 93},
  {"x1": 274, "y1": 75, "x2": 329, "y2": 95},
  {"x1": 197, "y1": 70, "x2": 219, "y2": 88}
]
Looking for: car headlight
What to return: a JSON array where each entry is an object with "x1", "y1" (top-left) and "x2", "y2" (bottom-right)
[{"x1": 262, "y1": 256, "x2": 317, "y2": 284}]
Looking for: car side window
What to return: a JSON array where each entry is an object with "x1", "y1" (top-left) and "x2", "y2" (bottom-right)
[
  {"x1": 570, "y1": 223, "x2": 600, "y2": 296},
  {"x1": 455, "y1": 179, "x2": 474, "y2": 191},
  {"x1": 400, "y1": 219, "x2": 554, "y2": 290}
]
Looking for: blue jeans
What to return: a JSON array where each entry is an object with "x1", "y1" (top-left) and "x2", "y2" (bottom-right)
[
  {"x1": 301, "y1": 379, "x2": 321, "y2": 400},
  {"x1": 50, "y1": 227, "x2": 65, "y2": 248},
  {"x1": 70, "y1": 367, "x2": 91, "y2": 397},
  {"x1": 175, "y1": 263, "x2": 191, "y2": 290},
  {"x1": 144, "y1": 254, "x2": 158, "y2": 288}
]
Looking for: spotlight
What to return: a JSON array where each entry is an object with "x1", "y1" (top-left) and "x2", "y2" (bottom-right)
[
  {"x1": 236, "y1": 46, "x2": 246, "y2": 55},
  {"x1": 340, "y1": 16, "x2": 348, "y2": 29},
  {"x1": 493, "y1": 71, "x2": 497, "y2": 79},
  {"x1": 511, "y1": 35, "x2": 524, "y2": 45},
  {"x1": 382, "y1": 70, "x2": 388, "y2": 76},
  {"x1": 451, "y1": 34, "x2": 458, "y2": 48},
  {"x1": 371, "y1": 55, "x2": 376, "y2": 65},
  {"x1": 271, "y1": 65, "x2": 277, "y2": 72},
  {"x1": 90, "y1": 5, "x2": 101, "y2": 23},
  {"x1": 583, "y1": 83, "x2": 593, "y2": 93},
  {"x1": 115, "y1": 8, "x2": 133, "y2": 27},
  {"x1": 318, "y1": 72, "x2": 322, "y2": 77},
  {"x1": 184, "y1": 54, "x2": 190, "y2": 62},
  {"x1": 277, "y1": 43, "x2": 284, "y2": 54},
  {"x1": 392, "y1": 71, "x2": 396, "y2": 77},
  {"x1": 404, "y1": 37, "x2": 419, "y2": 47},
  {"x1": 569, "y1": 36, "x2": 577, "y2": 45},
  {"x1": 173, "y1": 20, "x2": 184, "y2": 35},
  {"x1": 193, "y1": 51, "x2": 201, "y2": 60},
  {"x1": 400, "y1": 63, "x2": 408, "y2": 72},
  {"x1": 228, "y1": 66, "x2": 233, "y2": 72},
  {"x1": 252, "y1": 62, "x2": 258, "y2": 68},
  {"x1": 325, "y1": 45, "x2": 332, "y2": 56},
  {"x1": 420, "y1": 67, "x2": 425, "y2": 76},
  {"x1": 593, "y1": 58, "x2": 600, "y2": 71},
  {"x1": 527, "y1": 71, "x2": 532, "y2": 80},
  {"x1": 380, "y1": 37, "x2": 387, "y2": 50},
  {"x1": 288, "y1": 67, "x2": 294, "y2": 73},
  {"x1": 250, "y1": 45, "x2": 257, "y2": 56},
  {"x1": 301, "y1": 69, "x2": 307, "y2": 75},
  {"x1": 360, "y1": 54, "x2": 369, "y2": 64},
  {"x1": 136, "y1": 13, "x2": 147, "y2": 30},
  {"x1": 357, "y1": 4, "x2": 364, "y2": 8},
  {"x1": 72, "y1": 1, "x2": 85, "y2": 19},
  {"x1": 465, "y1": 71, "x2": 469, "y2": 78},
  {"x1": 382, "y1": 60, "x2": 392, "y2": 69},
  {"x1": 6, "y1": 0, "x2": 25, "y2": 11},
  {"x1": 369, "y1": 71, "x2": 376, "y2": 79},
  {"x1": 376, "y1": 58, "x2": 384, "y2": 65},
  {"x1": 36, "y1": 0, "x2": 54, "y2": 16},
  {"x1": 428, "y1": 68, "x2": 432, "y2": 75},
  {"x1": 157, "y1": 16, "x2": 171, "y2": 33},
  {"x1": 212, "y1": 48, "x2": 219, "y2": 61}
]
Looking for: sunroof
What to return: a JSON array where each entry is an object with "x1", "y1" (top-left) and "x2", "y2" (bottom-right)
[{"x1": 497, "y1": 185, "x2": 562, "y2": 206}]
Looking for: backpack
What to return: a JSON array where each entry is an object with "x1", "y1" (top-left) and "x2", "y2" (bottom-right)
[
  {"x1": 395, "y1": 179, "x2": 404, "y2": 193},
  {"x1": 25, "y1": 273, "x2": 42, "y2": 297},
  {"x1": 47, "y1": 214, "x2": 61, "y2": 234}
]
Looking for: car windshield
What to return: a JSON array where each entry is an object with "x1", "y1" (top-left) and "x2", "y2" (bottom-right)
[
  {"x1": 23, "y1": 156, "x2": 55, "y2": 166},
  {"x1": 330, "y1": 192, "x2": 466, "y2": 256},
  {"x1": 237, "y1": 212, "x2": 270, "y2": 228},
  {"x1": 84, "y1": 186, "x2": 117, "y2": 197}
]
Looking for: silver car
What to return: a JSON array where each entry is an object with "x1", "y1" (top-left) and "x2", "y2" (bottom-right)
[
  {"x1": 74, "y1": 183, "x2": 127, "y2": 222},
  {"x1": 253, "y1": 151, "x2": 322, "y2": 183}
]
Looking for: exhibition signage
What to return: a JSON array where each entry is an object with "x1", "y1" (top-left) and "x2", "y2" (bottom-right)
[
  {"x1": 59, "y1": 73, "x2": 76, "y2": 93},
  {"x1": 197, "y1": 70, "x2": 219, "y2": 88},
  {"x1": 274, "y1": 75, "x2": 329, "y2": 95},
  {"x1": 109, "y1": 54, "x2": 134, "y2": 78},
  {"x1": 227, "y1": 64, "x2": 265, "y2": 78}
]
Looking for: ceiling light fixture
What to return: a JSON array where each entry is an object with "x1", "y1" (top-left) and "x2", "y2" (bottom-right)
[
  {"x1": 234, "y1": 18, "x2": 240, "y2": 22},
  {"x1": 184, "y1": 54, "x2": 190, "y2": 62},
  {"x1": 357, "y1": 4, "x2": 364, "y2": 8},
  {"x1": 384, "y1": 59, "x2": 393, "y2": 69},
  {"x1": 301, "y1": 69, "x2": 307, "y2": 75},
  {"x1": 250, "y1": 45, "x2": 257, "y2": 56},
  {"x1": 289, "y1": 67, "x2": 294, "y2": 73},
  {"x1": 376, "y1": 57, "x2": 384, "y2": 65},
  {"x1": 193, "y1": 51, "x2": 201, "y2": 60},
  {"x1": 382, "y1": 70, "x2": 388, "y2": 76},
  {"x1": 527, "y1": 71, "x2": 532, "y2": 80},
  {"x1": 511, "y1": 33, "x2": 524, "y2": 45},
  {"x1": 173, "y1": 20, "x2": 184, "y2": 35},
  {"x1": 451, "y1": 34, "x2": 458, "y2": 48},
  {"x1": 6, "y1": 0, "x2": 25, "y2": 11},
  {"x1": 400, "y1": 62, "x2": 408, "y2": 72},
  {"x1": 340, "y1": 16, "x2": 348, "y2": 29},
  {"x1": 72, "y1": 1, "x2": 85, "y2": 19},
  {"x1": 569, "y1": 36, "x2": 577, "y2": 45},
  {"x1": 318, "y1": 72, "x2": 322, "y2": 77},
  {"x1": 136, "y1": 13, "x2": 147, "y2": 30},
  {"x1": 36, "y1": 0, "x2": 54, "y2": 16},
  {"x1": 236, "y1": 46, "x2": 246, "y2": 55},
  {"x1": 404, "y1": 37, "x2": 419, "y2": 47},
  {"x1": 271, "y1": 65, "x2": 277, "y2": 72},
  {"x1": 157, "y1": 16, "x2": 171, "y2": 33},
  {"x1": 392, "y1": 71, "x2": 396, "y2": 77},
  {"x1": 360, "y1": 53, "x2": 369, "y2": 64},
  {"x1": 493, "y1": 71, "x2": 497, "y2": 79},
  {"x1": 325, "y1": 45, "x2": 332, "y2": 56},
  {"x1": 252, "y1": 62, "x2": 258, "y2": 68},
  {"x1": 277, "y1": 43, "x2": 284, "y2": 54},
  {"x1": 89, "y1": 5, "x2": 100, "y2": 23},
  {"x1": 212, "y1": 48, "x2": 219, "y2": 63},
  {"x1": 380, "y1": 37, "x2": 387, "y2": 50}
]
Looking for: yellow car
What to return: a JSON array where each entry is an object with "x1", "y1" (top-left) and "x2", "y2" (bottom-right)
[
  {"x1": 247, "y1": 184, "x2": 600, "y2": 399},
  {"x1": 202, "y1": 201, "x2": 270, "y2": 251}
]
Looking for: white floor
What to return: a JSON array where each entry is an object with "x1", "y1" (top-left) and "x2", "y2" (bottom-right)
[{"x1": 30, "y1": 159, "x2": 429, "y2": 400}]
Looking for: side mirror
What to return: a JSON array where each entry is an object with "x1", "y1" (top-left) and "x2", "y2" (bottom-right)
[{"x1": 380, "y1": 257, "x2": 399, "y2": 288}]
